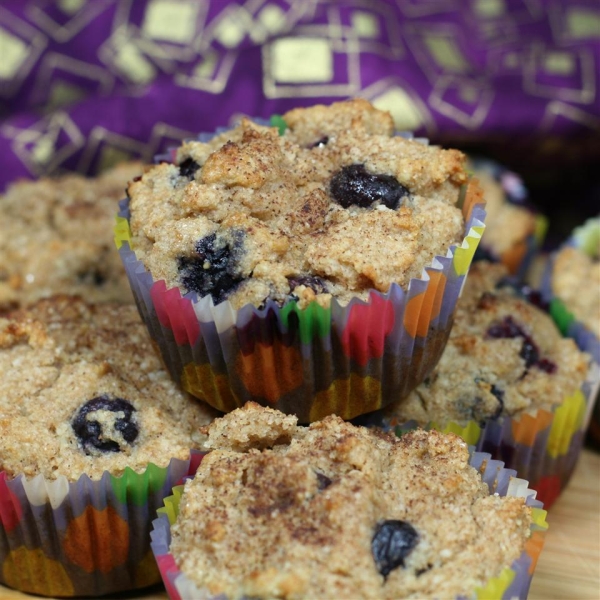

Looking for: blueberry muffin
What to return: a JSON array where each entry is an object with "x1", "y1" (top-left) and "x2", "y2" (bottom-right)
[
  {"x1": 127, "y1": 99, "x2": 476, "y2": 309},
  {"x1": 383, "y1": 262, "x2": 590, "y2": 426},
  {"x1": 166, "y1": 402, "x2": 532, "y2": 600},
  {"x1": 551, "y1": 241, "x2": 600, "y2": 341},
  {"x1": 0, "y1": 295, "x2": 218, "y2": 480},
  {"x1": 0, "y1": 162, "x2": 142, "y2": 311},
  {"x1": 471, "y1": 160, "x2": 541, "y2": 276}
]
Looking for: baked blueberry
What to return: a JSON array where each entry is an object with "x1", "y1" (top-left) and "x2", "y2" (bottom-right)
[
  {"x1": 315, "y1": 471, "x2": 332, "y2": 490},
  {"x1": 490, "y1": 384, "x2": 505, "y2": 419},
  {"x1": 179, "y1": 157, "x2": 200, "y2": 180},
  {"x1": 486, "y1": 316, "x2": 556, "y2": 372},
  {"x1": 72, "y1": 395, "x2": 138, "y2": 454},
  {"x1": 371, "y1": 519, "x2": 419, "y2": 578},
  {"x1": 330, "y1": 164, "x2": 409, "y2": 210},
  {"x1": 178, "y1": 231, "x2": 245, "y2": 304}
]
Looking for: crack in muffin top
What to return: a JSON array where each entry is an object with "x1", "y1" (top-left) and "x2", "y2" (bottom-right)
[{"x1": 128, "y1": 99, "x2": 477, "y2": 309}]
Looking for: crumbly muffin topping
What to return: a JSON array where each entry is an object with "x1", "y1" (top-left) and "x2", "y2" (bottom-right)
[
  {"x1": 384, "y1": 262, "x2": 590, "y2": 425},
  {"x1": 472, "y1": 166, "x2": 536, "y2": 258},
  {"x1": 0, "y1": 162, "x2": 142, "y2": 311},
  {"x1": 552, "y1": 244, "x2": 600, "y2": 339},
  {"x1": 0, "y1": 295, "x2": 218, "y2": 480},
  {"x1": 128, "y1": 99, "x2": 475, "y2": 309},
  {"x1": 170, "y1": 402, "x2": 531, "y2": 599}
]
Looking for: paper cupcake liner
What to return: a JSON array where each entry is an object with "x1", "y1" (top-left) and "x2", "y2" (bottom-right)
[
  {"x1": 116, "y1": 126, "x2": 486, "y2": 422},
  {"x1": 471, "y1": 158, "x2": 547, "y2": 281},
  {"x1": 366, "y1": 362, "x2": 599, "y2": 509},
  {"x1": 0, "y1": 451, "x2": 204, "y2": 597},
  {"x1": 150, "y1": 449, "x2": 548, "y2": 600},
  {"x1": 540, "y1": 217, "x2": 600, "y2": 450},
  {"x1": 540, "y1": 217, "x2": 600, "y2": 365}
]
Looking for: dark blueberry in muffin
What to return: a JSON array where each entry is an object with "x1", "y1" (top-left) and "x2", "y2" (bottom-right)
[
  {"x1": 372, "y1": 519, "x2": 419, "y2": 578},
  {"x1": 490, "y1": 384, "x2": 505, "y2": 419},
  {"x1": 330, "y1": 164, "x2": 409, "y2": 210},
  {"x1": 486, "y1": 315, "x2": 538, "y2": 367},
  {"x1": 519, "y1": 338, "x2": 540, "y2": 369},
  {"x1": 77, "y1": 268, "x2": 107, "y2": 287},
  {"x1": 178, "y1": 231, "x2": 245, "y2": 304},
  {"x1": 179, "y1": 157, "x2": 200, "y2": 180},
  {"x1": 287, "y1": 275, "x2": 329, "y2": 296},
  {"x1": 536, "y1": 358, "x2": 557, "y2": 374},
  {"x1": 485, "y1": 316, "x2": 556, "y2": 373},
  {"x1": 72, "y1": 395, "x2": 138, "y2": 454},
  {"x1": 315, "y1": 471, "x2": 332, "y2": 490},
  {"x1": 486, "y1": 316, "x2": 524, "y2": 341}
]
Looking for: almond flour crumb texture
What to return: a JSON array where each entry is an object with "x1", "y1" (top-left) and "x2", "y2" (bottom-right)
[
  {"x1": 128, "y1": 99, "x2": 472, "y2": 309},
  {"x1": 385, "y1": 262, "x2": 590, "y2": 425},
  {"x1": 552, "y1": 245, "x2": 600, "y2": 339},
  {"x1": 472, "y1": 167, "x2": 536, "y2": 258},
  {"x1": 0, "y1": 162, "x2": 142, "y2": 312},
  {"x1": 170, "y1": 402, "x2": 531, "y2": 600},
  {"x1": 0, "y1": 295, "x2": 219, "y2": 480}
]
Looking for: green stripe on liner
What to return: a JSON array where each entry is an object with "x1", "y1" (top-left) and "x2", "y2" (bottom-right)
[
  {"x1": 270, "y1": 114, "x2": 287, "y2": 136},
  {"x1": 549, "y1": 298, "x2": 575, "y2": 336},
  {"x1": 110, "y1": 462, "x2": 168, "y2": 506},
  {"x1": 280, "y1": 300, "x2": 332, "y2": 344}
]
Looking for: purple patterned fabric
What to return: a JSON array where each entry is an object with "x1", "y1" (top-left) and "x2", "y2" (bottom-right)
[{"x1": 1, "y1": 0, "x2": 599, "y2": 190}]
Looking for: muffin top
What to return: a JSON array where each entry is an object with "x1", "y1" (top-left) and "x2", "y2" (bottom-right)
[
  {"x1": 552, "y1": 237, "x2": 600, "y2": 339},
  {"x1": 0, "y1": 161, "x2": 142, "y2": 312},
  {"x1": 0, "y1": 295, "x2": 218, "y2": 481},
  {"x1": 472, "y1": 163, "x2": 537, "y2": 260},
  {"x1": 170, "y1": 402, "x2": 531, "y2": 600},
  {"x1": 384, "y1": 262, "x2": 590, "y2": 426},
  {"x1": 128, "y1": 99, "x2": 479, "y2": 309}
]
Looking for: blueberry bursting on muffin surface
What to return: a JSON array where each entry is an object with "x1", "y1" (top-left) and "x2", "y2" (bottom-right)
[
  {"x1": 177, "y1": 231, "x2": 245, "y2": 304},
  {"x1": 372, "y1": 520, "x2": 420, "y2": 578},
  {"x1": 72, "y1": 395, "x2": 139, "y2": 455},
  {"x1": 175, "y1": 163, "x2": 413, "y2": 306},
  {"x1": 486, "y1": 315, "x2": 557, "y2": 374},
  {"x1": 176, "y1": 163, "x2": 412, "y2": 306},
  {"x1": 330, "y1": 164, "x2": 410, "y2": 210}
]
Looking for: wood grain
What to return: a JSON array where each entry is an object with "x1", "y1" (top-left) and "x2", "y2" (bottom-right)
[{"x1": 0, "y1": 449, "x2": 598, "y2": 600}]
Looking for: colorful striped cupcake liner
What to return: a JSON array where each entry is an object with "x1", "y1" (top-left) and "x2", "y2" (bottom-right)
[
  {"x1": 540, "y1": 217, "x2": 600, "y2": 364},
  {"x1": 540, "y1": 216, "x2": 600, "y2": 448},
  {"x1": 0, "y1": 452, "x2": 204, "y2": 597},
  {"x1": 150, "y1": 449, "x2": 548, "y2": 600},
  {"x1": 116, "y1": 123, "x2": 486, "y2": 422}
]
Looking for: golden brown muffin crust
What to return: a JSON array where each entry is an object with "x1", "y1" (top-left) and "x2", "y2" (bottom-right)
[
  {"x1": 128, "y1": 100, "x2": 474, "y2": 309},
  {"x1": 170, "y1": 402, "x2": 531, "y2": 599},
  {"x1": 0, "y1": 295, "x2": 218, "y2": 480},
  {"x1": 384, "y1": 262, "x2": 590, "y2": 425}
]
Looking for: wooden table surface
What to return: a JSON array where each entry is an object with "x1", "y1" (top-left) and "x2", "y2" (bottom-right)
[{"x1": 0, "y1": 448, "x2": 598, "y2": 600}]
